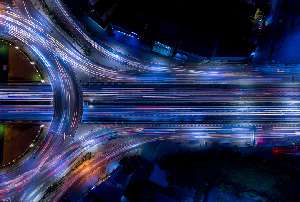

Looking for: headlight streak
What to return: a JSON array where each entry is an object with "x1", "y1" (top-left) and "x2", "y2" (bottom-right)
[
  {"x1": 1, "y1": 11, "x2": 129, "y2": 81},
  {"x1": 51, "y1": 0, "x2": 168, "y2": 72},
  {"x1": 1, "y1": 1, "x2": 300, "y2": 202},
  {"x1": 50, "y1": 135, "x2": 167, "y2": 202}
]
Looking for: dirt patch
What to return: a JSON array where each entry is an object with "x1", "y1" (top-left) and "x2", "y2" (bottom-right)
[
  {"x1": 8, "y1": 45, "x2": 41, "y2": 82},
  {"x1": 2, "y1": 123, "x2": 40, "y2": 166}
]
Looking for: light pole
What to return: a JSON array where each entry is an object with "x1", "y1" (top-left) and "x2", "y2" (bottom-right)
[{"x1": 251, "y1": 125, "x2": 256, "y2": 146}]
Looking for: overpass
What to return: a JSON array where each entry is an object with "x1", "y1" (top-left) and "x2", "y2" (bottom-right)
[
  {"x1": 1, "y1": 83, "x2": 300, "y2": 126},
  {"x1": 0, "y1": 0, "x2": 299, "y2": 201}
]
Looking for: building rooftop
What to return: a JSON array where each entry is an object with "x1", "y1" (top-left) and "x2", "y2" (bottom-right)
[{"x1": 149, "y1": 164, "x2": 169, "y2": 187}]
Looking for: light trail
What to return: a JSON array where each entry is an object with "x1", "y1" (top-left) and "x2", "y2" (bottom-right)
[{"x1": 0, "y1": 0, "x2": 300, "y2": 201}]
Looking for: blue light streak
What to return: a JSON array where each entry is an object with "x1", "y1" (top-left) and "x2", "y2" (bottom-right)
[{"x1": 30, "y1": 45, "x2": 51, "y2": 67}]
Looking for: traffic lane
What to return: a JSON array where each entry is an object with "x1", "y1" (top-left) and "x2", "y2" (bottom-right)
[
  {"x1": 3, "y1": 83, "x2": 300, "y2": 122},
  {"x1": 46, "y1": 134, "x2": 164, "y2": 201},
  {"x1": 16, "y1": 0, "x2": 300, "y2": 83},
  {"x1": 2, "y1": 105, "x2": 300, "y2": 123},
  {"x1": 3, "y1": 84, "x2": 300, "y2": 104},
  {"x1": 3, "y1": 6, "x2": 121, "y2": 82},
  {"x1": 3, "y1": 84, "x2": 300, "y2": 103},
  {"x1": 0, "y1": 105, "x2": 52, "y2": 117},
  {"x1": 0, "y1": 13, "x2": 82, "y2": 202},
  {"x1": 22, "y1": 130, "x2": 119, "y2": 201},
  {"x1": 83, "y1": 85, "x2": 300, "y2": 102},
  {"x1": 82, "y1": 106, "x2": 300, "y2": 123},
  {"x1": 23, "y1": 0, "x2": 82, "y2": 53},
  {"x1": 47, "y1": 0, "x2": 300, "y2": 82},
  {"x1": 10, "y1": 0, "x2": 300, "y2": 85},
  {"x1": 3, "y1": 4, "x2": 300, "y2": 84}
]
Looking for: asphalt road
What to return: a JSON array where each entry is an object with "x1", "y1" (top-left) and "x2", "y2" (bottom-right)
[
  {"x1": 1, "y1": 0, "x2": 299, "y2": 201},
  {"x1": 0, "y1": 1, "x2": 82, "y2": 201},
  {"x1": 1, "y1": 84, "x2": 300, "y2": 125}
]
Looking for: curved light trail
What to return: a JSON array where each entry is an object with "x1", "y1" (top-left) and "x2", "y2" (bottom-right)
[{"x1": 0, "y1": 0, "x2": 299, "y2": 201}]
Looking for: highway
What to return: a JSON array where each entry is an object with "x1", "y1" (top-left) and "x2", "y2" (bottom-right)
[
  {"x1": 5, "y1": 0, "x2": 300, "y2": 84},
  {"x1": 1, "y1": 84, "x2": 300, "y2": 141},
  {"x1": 82, "y1": 83, "x2": 300, "y2": 124},
  {"x1": 0, "y1": 0, "x2": 299, "y2": 201},
  {"x1": 1, "y1": 84, "x2": 300, "y2": 124},
  {"x1": 0, "y1": 0, "x2": 83, "y2": 201}
]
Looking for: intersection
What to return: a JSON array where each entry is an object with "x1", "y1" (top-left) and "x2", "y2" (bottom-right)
[{"x1": 1, "y1": 0, "x2": 300, "y2": 201}]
